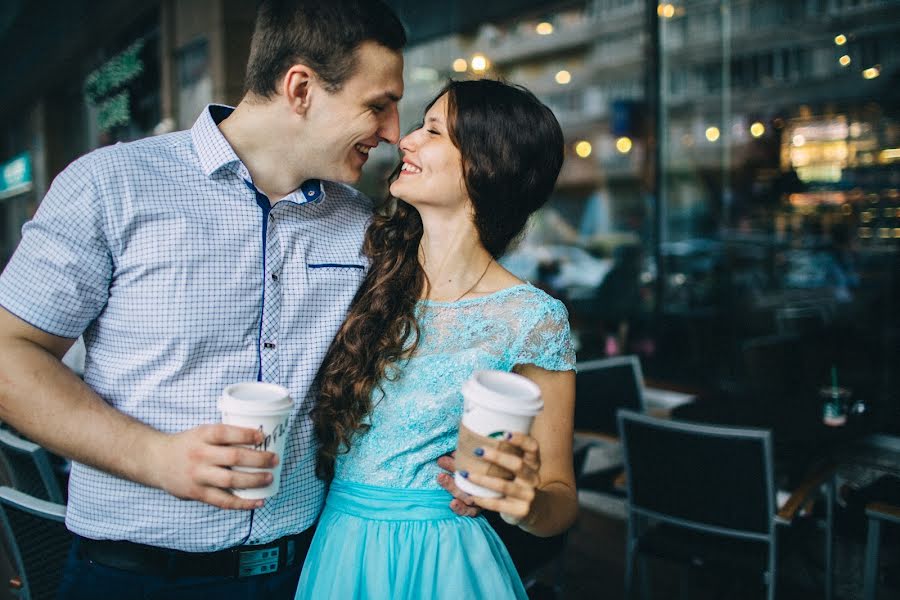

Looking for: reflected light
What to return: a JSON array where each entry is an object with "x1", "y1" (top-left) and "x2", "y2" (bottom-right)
[
  {"x1": 575, "y1": 141, "x2": 592, "y2": 158},
  {"x1": 839, "y1": 55, "x2": 851, "y2": 67},
  {"x1": 862, "y1": 66, "x2": 880, "y2": 79},
  {"x1": 881, "y1": 148, "x2": 900, "y2": 161},
  {"x1": 536, "y1": 22, "x2": 554, "y2": 35},
  {"x1": 793, "y1": 134, "x2": 806, "y2": 146},
  {"x1": 834, "y1": 34, "x2": 847, "y2": 46},
  {"x1": 750, "y1": 122, "x2": 765, "y2": 138},
  {"x1": 555, "y1": 70, "x2": 572, "y2": 84},
  {"x1": 657, "y1": 3, "x2": 676, "y2": 18},
  {"x1": 616, "y1": 137, "x2": 633, "y2": 154},
  {"x1": 470, "y1": 54, "x2": 489, "y2": 73},
  {"x1": 452, "y1": 58, "x2": 467, "y2": 73},
  {"x1": 705, "y1": 126, "x2": 720, "y2": 142}
]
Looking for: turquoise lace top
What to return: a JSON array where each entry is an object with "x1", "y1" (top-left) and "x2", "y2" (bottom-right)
[{"x1": 332, "y1": 283, "x2": 577, "y2": 489}]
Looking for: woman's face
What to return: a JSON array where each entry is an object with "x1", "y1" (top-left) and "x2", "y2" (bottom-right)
[{"x1": 389, "y1": 94, "x2": 469, "y2": 210}]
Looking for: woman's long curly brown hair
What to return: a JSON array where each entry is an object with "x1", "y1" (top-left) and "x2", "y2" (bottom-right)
[{"x1": 311, "y1": 79, "x2": 564, "y2": 481}]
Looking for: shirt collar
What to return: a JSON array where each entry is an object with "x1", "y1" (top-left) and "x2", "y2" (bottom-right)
[
  {"x1": 191, "y1": 104, "x2": 241, "y2": 177},
  {"x1": 190, "y1": 104, "x2": 325, "y2": 205}
]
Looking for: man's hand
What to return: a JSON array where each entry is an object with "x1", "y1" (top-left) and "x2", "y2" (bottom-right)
[
  {"x1": 151, "y1": 424, "x2": 278, "y2": 510},
  {"x1": 436, "y1": 452, "x2": 481, "y2": 517}
]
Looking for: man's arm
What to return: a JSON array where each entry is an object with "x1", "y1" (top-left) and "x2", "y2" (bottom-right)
[{"x1": 0, "y1": 307, "x2": 275, "y2": 510}]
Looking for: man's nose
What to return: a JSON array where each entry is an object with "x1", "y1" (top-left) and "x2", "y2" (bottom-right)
[{"x1": 378, "y1": 106, "x2": 401, "y2": 145}]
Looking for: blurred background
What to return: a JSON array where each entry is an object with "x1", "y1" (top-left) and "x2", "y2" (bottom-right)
[
  {"x1": 1, "y1": 1, "x2": 899, "y2": 598},
  {"x1": 3, "y1": 0, "x2": 896, "y2": 428}
]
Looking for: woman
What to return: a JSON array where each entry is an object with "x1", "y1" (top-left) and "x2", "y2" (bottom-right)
[{"x1": 296, "y1": 79, "x2": 577, "y2": 599}]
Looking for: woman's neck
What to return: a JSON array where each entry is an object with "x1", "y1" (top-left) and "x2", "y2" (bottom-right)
[{"x1": 417, "y1": 210, "x2": 493, "y2": 301}]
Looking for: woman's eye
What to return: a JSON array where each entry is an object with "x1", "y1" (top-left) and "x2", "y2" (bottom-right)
[
  {"x1": 427, "y1": 129, "x2": 440, "y2": 135},
  {"x1": 370, "y1": 105, "x2": 385, "y2": 113}
]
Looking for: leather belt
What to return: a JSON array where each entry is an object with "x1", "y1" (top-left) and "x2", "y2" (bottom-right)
[{"x1": 77, "y1": 528, "x2": 315, "y2": 578}]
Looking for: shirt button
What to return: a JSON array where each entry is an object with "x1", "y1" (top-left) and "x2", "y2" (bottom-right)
[
  {"x1": 264, "y1": 342, "x2": 276, "y2": 349},
  {"x1": 272, "y1": 273, "x2": 279, "y2": 281}
]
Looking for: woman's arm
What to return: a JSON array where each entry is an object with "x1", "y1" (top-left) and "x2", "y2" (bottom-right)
[{"x1": 463, "y1": 365, "x2": 577, "y2": 537}]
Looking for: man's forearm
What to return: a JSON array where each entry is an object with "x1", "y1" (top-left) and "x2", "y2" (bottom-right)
[{"x1": 0, "y1": 335, "x2": 165, "y2": 487}]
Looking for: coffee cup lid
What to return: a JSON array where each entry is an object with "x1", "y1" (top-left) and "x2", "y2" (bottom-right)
[
  {"x1": 462, "y1": 370, "x2": 543, "y2": 416},
  {"x1": 219, "y1": 382, "x2": 293, "y2": 415}
]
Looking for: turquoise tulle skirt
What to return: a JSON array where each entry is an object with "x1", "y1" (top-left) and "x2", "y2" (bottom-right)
[{"x1": 295, "y1": 479, "x2": 527, "y2": 599}]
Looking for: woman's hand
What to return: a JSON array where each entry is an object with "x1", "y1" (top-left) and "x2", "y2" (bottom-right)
[
  {"x1": 436, "y1": 451, "x2": 481, "y2": 517},
  {"x1": 460, "y1": 432, "x2": 541, "y2": 526}
]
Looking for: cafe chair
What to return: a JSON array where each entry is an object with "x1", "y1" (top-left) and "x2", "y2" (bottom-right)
[
  {"x1": 574, "y1": 356, "x2": 644, "y2": 495},
  {"x1": 617, "y1": 410, "x2": 834, "y2": 600},
  {"x1": 774, "y1": 304, "x2": 831, "y2": 337},
  {"x1": 575, "y1": 355, "x2": 644, "y2": 437},
  {"x1": 863, "y1": 477, "x2": 900, "y2": 600},
  {"x1": 0, "y1": 429, "x2": 66, "y2": 503},
  {"x1": 0, "y1": 486, "x2": 70, "y2": 600}
]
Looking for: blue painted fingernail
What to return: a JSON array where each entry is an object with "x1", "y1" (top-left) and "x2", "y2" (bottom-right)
[
  {"x1": 474, "y1": 447, "x2": 484, "y2": 457},
  {"x1": 460, "y1": 470, "x2": 469, "y2": 479}
]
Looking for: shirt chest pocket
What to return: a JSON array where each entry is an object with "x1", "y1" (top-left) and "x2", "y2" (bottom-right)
[{"x1": 302, "y1": 262, "x2": 368, "y2": 304}]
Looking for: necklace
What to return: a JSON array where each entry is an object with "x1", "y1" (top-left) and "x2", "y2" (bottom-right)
[{"x1": 450, "y1": 258, "x2": 493, "y2": 302}]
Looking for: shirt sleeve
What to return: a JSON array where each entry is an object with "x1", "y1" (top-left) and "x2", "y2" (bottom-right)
[
  {"x1": 0, "y1": 153, "x2": 112, "y2": 338},
  {"x1": 512, "y1": 296, "x2": 577, "y2": 372}
]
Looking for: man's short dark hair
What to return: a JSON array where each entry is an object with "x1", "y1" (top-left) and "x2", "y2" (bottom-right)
[{"x1": 245, "y1": 0, "x2": 407, "y2": 96}]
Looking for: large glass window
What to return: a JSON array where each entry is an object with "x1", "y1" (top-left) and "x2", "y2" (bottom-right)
[{"x1": 384, "y1": 0, "x2": 899, "y2": 433}]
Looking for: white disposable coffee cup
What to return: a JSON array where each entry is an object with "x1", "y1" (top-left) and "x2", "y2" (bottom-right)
[
  {"x1": 455, "y1": 370, "x2": 543, "y2": 498},
  {"x1": 218, "y1": 382, "x2": 293, "y2": 499}
]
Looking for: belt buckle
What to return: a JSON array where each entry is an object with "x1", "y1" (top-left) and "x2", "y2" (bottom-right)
[{"x1": 237, "y1": 546, "x2": 280, "y2": 577}]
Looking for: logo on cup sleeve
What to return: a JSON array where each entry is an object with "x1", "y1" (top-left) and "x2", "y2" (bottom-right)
[{"x1": 253, "y1": 417, "x2": 291, "y2": 452}]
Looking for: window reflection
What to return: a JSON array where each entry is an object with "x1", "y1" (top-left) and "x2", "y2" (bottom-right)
[{"x1": 377, "y1": 0, "x2": 898, "y2": 430}]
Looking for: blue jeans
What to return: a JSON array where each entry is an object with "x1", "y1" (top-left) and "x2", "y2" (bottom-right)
[{"x1": 57, "y1": 538, "x2": 303, "y2": 600}]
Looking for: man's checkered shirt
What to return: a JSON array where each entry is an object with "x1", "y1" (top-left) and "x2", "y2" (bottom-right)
[{"x1": 0, "y1": 105, "x2": 372, "y2": 551}]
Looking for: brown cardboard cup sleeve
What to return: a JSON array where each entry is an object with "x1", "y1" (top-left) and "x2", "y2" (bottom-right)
[{"x1": 455, "y1": 424, "x2": 524, "y2": 481}]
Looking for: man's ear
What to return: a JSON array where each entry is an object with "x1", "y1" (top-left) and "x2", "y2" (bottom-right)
[{"x1": 282, "y1": 64, "x2": 316, "y2": 115}]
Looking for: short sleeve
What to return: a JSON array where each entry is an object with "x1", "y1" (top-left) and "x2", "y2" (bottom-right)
[
  {"x1": 511, "y1": 296, "x2": 577, "y2": 372},
  {"x1": 0, "y1": 154, "x2": 112, "y2": 338}
]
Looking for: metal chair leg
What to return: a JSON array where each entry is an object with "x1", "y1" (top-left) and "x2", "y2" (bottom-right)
[
  {"x1": 625, "y1": 512, "x2": 638, "y2": 600},
  {"x1": 825, "y1": 477, "x2": 835, "y2": 600},
  {"x1": 767, "y1": 537, "x2": 777, "y2": 600},
  {"x1": 864, "y1": 516, "x2": 882, "y2": 600},
  {"x1": 638, "y1": 556, "x2": 651, "y2": 600}
]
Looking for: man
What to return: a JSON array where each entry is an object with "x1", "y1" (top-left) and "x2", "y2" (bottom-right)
[{"x1": 0, "y1": 1, "x2": 417, "y2": 597}]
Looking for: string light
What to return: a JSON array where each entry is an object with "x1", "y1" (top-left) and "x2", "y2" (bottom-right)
[
  {"x1": 470, "y1": 54, "x2": 489, "y2": 73},
  {"x1": 555, "y1": 70, "x2": 572, "y2": 84},
  {"x1": 575, "y1": 141, "x2": 592, "y2": 158}
]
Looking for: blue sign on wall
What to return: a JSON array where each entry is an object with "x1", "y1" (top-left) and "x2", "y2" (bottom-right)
[{"x1": 0, "y1": 152, "x2": 33, "y2": 200}]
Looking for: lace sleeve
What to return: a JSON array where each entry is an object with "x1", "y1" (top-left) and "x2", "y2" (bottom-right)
[{"x1": 511, "y1": 296, "x2": 577, "y2": 372}]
